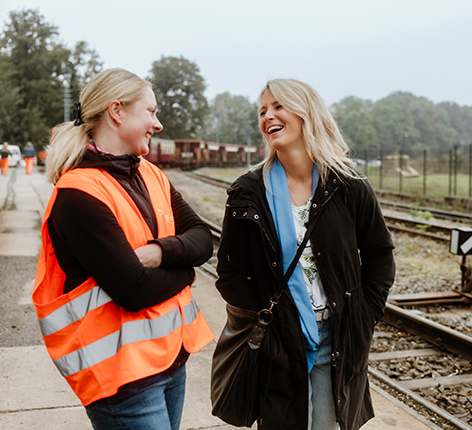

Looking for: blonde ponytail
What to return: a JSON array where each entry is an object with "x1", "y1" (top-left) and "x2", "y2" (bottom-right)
[{"x1": 45, "y1": 122, "x2": 89, "y2": 184}]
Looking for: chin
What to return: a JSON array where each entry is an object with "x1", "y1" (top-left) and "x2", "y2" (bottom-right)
[{"x1": 134, "y1": 145, "x2": 149, "y2": 157}]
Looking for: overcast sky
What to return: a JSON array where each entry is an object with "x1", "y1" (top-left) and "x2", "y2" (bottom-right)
[{"x1": 1, "y1": 0, "x2": 471, "y2": 107}]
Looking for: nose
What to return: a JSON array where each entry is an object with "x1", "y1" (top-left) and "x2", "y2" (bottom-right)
[
  {"x1": 153, "y1": 118, "x2": 163, "y2": 133},
  {"x1": 264, "y1": 107, "x2": 275, "y2": 121}
]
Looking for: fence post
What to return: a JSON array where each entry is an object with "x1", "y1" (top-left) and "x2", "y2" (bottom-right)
[
  {"x1": 399, "y1": 150, "x2": 403, "y2": 193},
  {"x1": 379, "y1": 149, "x2": 383, "y2": 189},
  {"x1": 469, "y1": 144, "x2": 472, "y2": 198},
  {"x1": 364, "y1": 149, "x2": 368, "y2": 177},
  {"x1": 449, "y1": 149, "x2": 452, "y2": 195},
  {"x1": 454, "y1": 144, "x2": 458, "y2": 196},
  {"x1": 423, "y1": 149, "x2": 427, "y2": 196}
]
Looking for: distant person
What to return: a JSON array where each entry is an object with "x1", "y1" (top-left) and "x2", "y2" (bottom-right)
[
  {"x1": 0, "y1": 142, "x2": 11, "y2": 175},
  {"x1": 32, "y1": 68, "x2": 214, "y2": 430},
  {"x1": 23, "y1": 142, "x2": 35, "y2": 174},
  {"x1": 37, "y1": 149, "x2": 47, "y2": 166},
  {"x1": 215, "y1": 79, "x2": 395, "y2": 430}
]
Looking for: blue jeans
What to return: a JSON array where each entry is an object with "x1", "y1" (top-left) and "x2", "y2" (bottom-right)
[
  {"x1": 85, "y1": 365, "x2": 186, "y2": 430},
  {"x1": 308, "y1": 319, "x2": 340, "y2": 430}
]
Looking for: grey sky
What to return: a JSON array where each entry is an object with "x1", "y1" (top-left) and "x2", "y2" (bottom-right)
[{"x1": 1, "y1": 0, "x2": 471, "y2": 106}]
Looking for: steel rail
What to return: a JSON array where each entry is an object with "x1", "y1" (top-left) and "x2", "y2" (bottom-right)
[
  {"x1": 368, "y1": 366, "x2": 472, "y2": 430},
  {"x1": 385, "y1": 222, "x2": 450, "y2": 242},
  {"x1": 186, "y1": 172, "x2": 231, "y2": 189},
  {"x1": 380, "y1": 200, "x2": 472, "y2": 224},
  {"x1": 382, "y1": 303, "x2": 472, "y2": 360}
]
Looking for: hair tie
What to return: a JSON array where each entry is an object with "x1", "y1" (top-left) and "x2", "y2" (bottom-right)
[{"x1": 73, "y1": 102, "x2": 84, "y2": 126}]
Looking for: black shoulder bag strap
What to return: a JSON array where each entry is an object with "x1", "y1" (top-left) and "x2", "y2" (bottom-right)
[{"x1": 248, "y1": 214, "x2": 318, "y2": 349}]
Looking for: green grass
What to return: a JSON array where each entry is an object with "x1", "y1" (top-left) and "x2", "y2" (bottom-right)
[{"x1": 363, "y1": 171, "x2": 472, "y2": 198}]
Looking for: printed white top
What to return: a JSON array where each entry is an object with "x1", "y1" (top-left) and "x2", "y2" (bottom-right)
[{"x1": 291, "y1": 197, "x2": 327, "y2": 311}]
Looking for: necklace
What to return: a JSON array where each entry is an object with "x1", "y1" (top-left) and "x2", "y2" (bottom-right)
[{"x1": 289, "y1": 188, "x2": 300, "y2": 207}]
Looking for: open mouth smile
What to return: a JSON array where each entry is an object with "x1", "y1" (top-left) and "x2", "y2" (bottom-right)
[{"x1": 268, "y1": 125, "x2": 284, "y2": 135}]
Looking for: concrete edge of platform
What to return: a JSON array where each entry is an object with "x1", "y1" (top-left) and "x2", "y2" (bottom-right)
[{"x1": 370, "y1": 383, "x2": 442, "y2": 430}]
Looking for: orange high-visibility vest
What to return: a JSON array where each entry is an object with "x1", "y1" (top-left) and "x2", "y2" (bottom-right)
[{"x1": 32, "y1": 159, "x2": 214, "y2": 406}]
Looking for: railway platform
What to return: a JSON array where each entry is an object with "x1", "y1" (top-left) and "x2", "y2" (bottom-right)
[{"x1": 0, "y1": 166, "x2": 439, "y2": 429}]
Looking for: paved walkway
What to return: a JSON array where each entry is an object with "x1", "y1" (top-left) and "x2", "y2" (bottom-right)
[{"x1": 0, "y1": 166, "x2": 437, "y2": 429}]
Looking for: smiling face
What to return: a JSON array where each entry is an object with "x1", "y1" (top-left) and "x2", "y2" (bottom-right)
[
  {"x1": 259, "y1": 90, "x2": 304, "y2": 153},
  {"x1": 118, "y1": 86, "x2": 163, "y2": 156}
]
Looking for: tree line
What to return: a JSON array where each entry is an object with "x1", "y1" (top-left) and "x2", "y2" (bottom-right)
[
  {"x1": 332, "y1": 93, "x2": 472, "y2": 158},
  {"x1": 1, "y1": 8, "x2": 471, "y2": 157}
]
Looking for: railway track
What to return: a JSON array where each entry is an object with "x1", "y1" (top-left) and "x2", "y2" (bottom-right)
[
  {"x1": 186, "y1": 172, "x2": 233, "y2": 189},
  {"x1": 383, "y1": 213, "x2": 451, "y2": 242},
  {"x1": 380, "y1": 201, "x2": 472, "y2": 224}
]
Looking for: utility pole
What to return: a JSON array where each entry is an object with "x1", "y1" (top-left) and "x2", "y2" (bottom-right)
[{"x1": 63, "y1": 68, "x2": 72, "y2": 122}]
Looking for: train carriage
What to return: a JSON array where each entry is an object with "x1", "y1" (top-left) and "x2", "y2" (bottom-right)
[
  {"x1": 206, "y1": 142, "x2": 223, "y2": 165},
  {"x1": 146, "y1": 137, "x2": 176, "y2": 167},
  {"x1": 174, "y1": 139, "x2": 205, "y2": 170},
  {"x1": 222, "y1": 143, "x2": 240, "y2": 165},
  {"x1": 146, "y1": 136, "x2": 258, "y2": 169}
]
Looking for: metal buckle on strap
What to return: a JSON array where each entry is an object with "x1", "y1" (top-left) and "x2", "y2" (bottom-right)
[{"x1": 315, "y1": 308, "x2": 330, "y2": 322}]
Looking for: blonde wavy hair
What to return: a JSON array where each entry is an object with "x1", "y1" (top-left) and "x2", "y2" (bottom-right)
[
  {"x1": 46, "y1": 68, "x2": 152, "y2": 184},
  {"x1": 259, "y1": 79, "x2": 354, "y2": 186}
]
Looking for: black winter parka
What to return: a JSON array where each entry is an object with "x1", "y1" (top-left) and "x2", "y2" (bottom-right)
[{"x1": 216, "y1": 166, "x2": 395, "y2": 430}]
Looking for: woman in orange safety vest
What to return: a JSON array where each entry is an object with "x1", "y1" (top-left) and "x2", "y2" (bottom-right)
[{"x1": 32, "y1": 68, "x2": 214, "y2": 430}]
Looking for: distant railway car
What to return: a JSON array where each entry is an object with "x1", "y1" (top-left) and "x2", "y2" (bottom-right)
[
  {"x1": 222, "y1": 143, "x2": 241, "y2": 165},
  {"x1": 240, "y1": 145, "x2": 257, "y2": 165},
  {"x1": 206, "y1": 142, "x2": 222, "y2": 165},
  {"x1": 146, "y1": 137, "x2": 175, "y2": 167},
  {"x1": 174, "y1": 139, "x2": 205, "y2": 170}
]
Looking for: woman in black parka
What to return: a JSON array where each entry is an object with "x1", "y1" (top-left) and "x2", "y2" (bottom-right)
[{"x1": 215, "y1": 79, "x2": 395, "y2": 430}]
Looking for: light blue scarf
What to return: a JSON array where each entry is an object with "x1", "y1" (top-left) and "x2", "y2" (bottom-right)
[{"x1": 265, "y1": 158, "x2": 319, "y2": 372}]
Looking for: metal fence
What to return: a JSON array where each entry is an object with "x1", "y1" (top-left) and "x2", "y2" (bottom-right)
[{"x1": 352, "y1": 144, "x2": 472, "y2": 199}]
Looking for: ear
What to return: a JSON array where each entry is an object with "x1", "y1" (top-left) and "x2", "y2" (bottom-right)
[{"x1": 108, "y1": 100, "x2": 122, "y2": 125}]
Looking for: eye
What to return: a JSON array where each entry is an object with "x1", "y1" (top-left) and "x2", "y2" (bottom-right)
[
  {"x1": 276, "y1": 105, "x2": 283, "y2": 110},
  {"x1": 259, "y1": 111, "x2": 266, "y2": 117}
]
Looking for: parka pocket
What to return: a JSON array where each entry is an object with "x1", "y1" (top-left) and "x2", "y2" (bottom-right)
[{"x1": 344, "y1": 286, "x2": 376, "y2": 384}]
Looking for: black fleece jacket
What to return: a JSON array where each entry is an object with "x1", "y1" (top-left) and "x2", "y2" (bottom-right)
[{"x1": 48, "y1": 150, "x2": 213, "y2": 312}]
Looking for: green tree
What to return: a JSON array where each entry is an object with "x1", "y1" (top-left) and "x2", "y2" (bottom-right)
[
  {"x1": 439, "y1": 102, "x2": 472, "y2": 145},
  {"x1": 371, "y1": 92, "x2": 420, "y2": 153},
  {"x1": 68, "y1": 41, "x2": 103, "y2": 103},
  {"x1": 0, "y1": 9, "x2": 103, "y2": 150},
  {"x1": 148, "y1": 56, "x2": 209, "y2": 139},
  {"x1": 332, "y1": 96, "x2": 379, "y2": 155},
  {"x1": 410, "y1": 97, "x2": 456, "y2": 156},
  {"x1": 203, "y1": 92, "x2": 259, "y2": 145},
  {"x1": 0, "y1": 9, "x2": 69, "y2": 148}
]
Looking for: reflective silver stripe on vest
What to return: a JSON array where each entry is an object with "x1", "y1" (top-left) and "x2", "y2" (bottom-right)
[
  {"x1": 54, "y1": 306, "x2": 182, "y2": 377},
  {"x1": 38, "y1": 286, "x2": 113, "y2": 337},
  {"x1": 183, "y1": 299, "x2": 200, "y2": 325}
]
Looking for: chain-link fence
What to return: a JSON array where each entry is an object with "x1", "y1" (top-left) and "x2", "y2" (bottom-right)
[{"x1": 352, "y1": 144, "x2": 472, "y2": 199}]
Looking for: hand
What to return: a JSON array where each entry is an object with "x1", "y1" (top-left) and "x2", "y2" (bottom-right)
[{"x1": 134, "y1": 243, "x2": 163, "y2": 268}]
